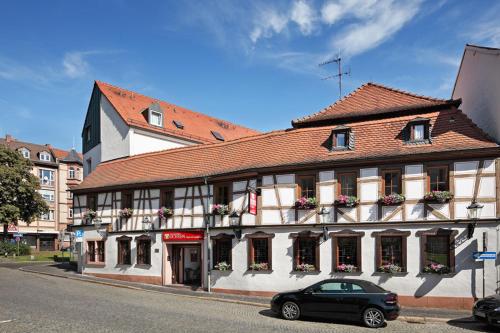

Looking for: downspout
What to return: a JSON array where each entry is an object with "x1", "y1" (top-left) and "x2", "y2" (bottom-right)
[{"x1": 205, "y1": 177, "x2": 211, "y2": 293}]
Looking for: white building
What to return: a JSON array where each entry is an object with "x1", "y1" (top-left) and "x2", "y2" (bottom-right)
[
  {"x1": 82, "y1": 81, "x2": 259, "y2": 177},
  {"x1": 72, "y1": 82, "x2": 500, "y2": 310},
  {"x1": 453, "y1": 44, "x2": 500, "y2": 143}
]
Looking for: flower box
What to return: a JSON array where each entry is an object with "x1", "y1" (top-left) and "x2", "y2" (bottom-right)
[
  {"x1": 212, "y1": 204, "x2": 229, "y2": 216},
  {"x1": 119, "y1": 208, "x2": 133, "y2": 218},
  {"x1": 377, "y1": 264, "x2": 403, "y2": 273},
  {"x1": 424, "y1": 191, "x2": 453, "y2": 203},
  {"x1": 158, "y1": 207, "x2": 173, "y2": 219},
  {"x1": 334, "y1": 195, "x2": 359, "y2": 207},
  {"x1": 335, "y1": 264, "x2": 357, "y2": 273},
  {"x1": 295, "y1": 263, "x2": 316, "y2": 272},
  {"x1": 214, "y1": 261, "x2": 231, "y2": 271},
  {"x1": 249, "y1": 262, "x2": 269, "y2": 271},
  {"x1": 83, "y1": 209, "x2": 97, "y2": 221},
  {"x1": 379, "y1": 193, "x2": 405, "y2": 206},
  {"x1": 294, "y1": 197, "x2": 317, "y2": 210},
  {"x1": 423, "y1": 263, "x2": 450, "y2": 274}
]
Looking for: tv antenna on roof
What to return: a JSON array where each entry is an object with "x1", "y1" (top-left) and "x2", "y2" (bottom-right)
[{"x1": 319, "y1": 54, "x2": 351, "y2": 100}]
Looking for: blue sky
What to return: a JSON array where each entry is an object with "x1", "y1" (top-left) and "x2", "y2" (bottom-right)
[{"x1": 0, "y1": 0, "x2": 499, "y2": 152}]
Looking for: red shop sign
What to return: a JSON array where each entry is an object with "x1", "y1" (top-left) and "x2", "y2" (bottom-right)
[
  {"x1": 162, "y1": 230, "x2": 204, "y2": 242},
  {"x1": 248, "y1": 191, "x2": 257, "y2": 215}
]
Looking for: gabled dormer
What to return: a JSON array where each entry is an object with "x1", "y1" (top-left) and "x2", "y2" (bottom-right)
[
  {"x1": 18, "y1": 147, "x2": 30, "y2": 159},
  {"x1": 39, "y1": 150, "x2": 52, "y2": 162},
  {"x1": 143, "y1": 102, "x2": 164, "y2": 127},
  {"x1": 403, "y1": 117, "x2": 431, "y2": 144},
  {"x1": 330, "y1": 125, "x2": 354, "y2": 151}
]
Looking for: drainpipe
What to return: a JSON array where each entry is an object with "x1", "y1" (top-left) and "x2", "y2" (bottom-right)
[{"x1": 205, "y1": 177, "x2": 211, "y2": 293}]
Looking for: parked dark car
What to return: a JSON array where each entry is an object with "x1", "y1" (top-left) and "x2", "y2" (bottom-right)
[
  {"x1": 473, "y1": 294, "x2": 500, "y2": 328},
  {"x1": 270, "y1": 279, "x2": 399, "y2": 328}
]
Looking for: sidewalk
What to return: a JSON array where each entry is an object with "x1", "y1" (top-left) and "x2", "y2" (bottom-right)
[{"x1": 19, "y1": 263, "x2": 473, "y2": 324}]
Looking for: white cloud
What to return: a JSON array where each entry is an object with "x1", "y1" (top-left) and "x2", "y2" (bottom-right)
[
  {"x1": 62, "y1": 51, "x2": 91, "y2": 78},
  {"x1": 250, "y1": 8, "x2": 289, "y2": 43},
  {"x1": 290, "y1": 0, "x2": 317, "y2": 35},
  {"x1": 329, "y1": 0, "x2": 422, "y2": 56}
]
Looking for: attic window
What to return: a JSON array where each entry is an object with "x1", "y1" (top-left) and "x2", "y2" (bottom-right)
[
  {"x1": 173, "y1": 120, "x2": 184, "y2": 129},
  {"x1": 331, "y1": 126, "x2": 353, "y2": 151},
  {"x1": 19, "y1": 148, "x2": 30, "y2": 159},
  {"x1": 211, "y1": 130, "x2": 225, "y2": 141},
  {"x1": 405, "y1": 118, "x2": 431, "y2": 143},
  {"x1": 150, "y1": 111, "x2": 163, "y2": 127},
  {"x1": 39, "y1": 151, "x2": 51, "y2": 162}
]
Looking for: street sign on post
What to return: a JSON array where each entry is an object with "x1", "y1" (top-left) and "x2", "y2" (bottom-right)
[
  {"x1": 75, "y1": 229, "x2": 84, "y2": 240},
  {"x1": 7, "y1": 224, "x2": 18, "y2": 233},
  {"x1": 13, "y1": 233, "x2": 23, "y2": 238},
  {"x1": 473, "y1": 251, "x2": 497, "y2": 260}
]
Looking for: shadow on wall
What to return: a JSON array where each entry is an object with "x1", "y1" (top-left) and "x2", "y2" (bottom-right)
[{"x1": 413, "y1": 236, "x2": 479, "y2": 298}]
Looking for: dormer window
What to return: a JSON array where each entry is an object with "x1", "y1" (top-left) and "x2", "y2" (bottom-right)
[
  {"x1": 405, "y1": 117, "x2": 431, "y2": 143},
  {"x1": 39, "y1": 151, "x2": 51, "y2": 162},
  {"x1": 330, "y1": 125, "x2": 352, "y2": 151},
  {"x1": 150, "y1": 111, "x2": 163, "y2": 127},
  {"x1": 19, "y1": 148, "x2": 30, "y2": 159}
]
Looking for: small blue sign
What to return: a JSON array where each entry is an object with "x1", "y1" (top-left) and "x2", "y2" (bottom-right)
[
  {"x1": 75, "y1": 230, "x2": 84, "y2": 238},
  {"x1": 13, "y1": 233, "x2": 23, "y2": 238},
  {"x1": 473, "y1": 252, "x2": 497, "y2": 260}
]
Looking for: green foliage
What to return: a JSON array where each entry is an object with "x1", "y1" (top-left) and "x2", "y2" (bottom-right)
[
  {"x1": 0, "y1": 145, "x2": 48, "y2": 227},
  {"x1": 0, "y1": 241, "x2": 31, "y2": 255}
]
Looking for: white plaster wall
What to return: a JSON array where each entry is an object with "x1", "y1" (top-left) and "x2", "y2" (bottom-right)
[
  {"x1": 453, "y1": 46, "x2": 500, "y2": 142},
  {"x1": 210, "y1": 224, "x2": 499, "y2": 299},
  {"x1": 100, "y1": 95, "x2": 130, "y2": 163},
  {"x1": 129, "y1": 128, "x2": 194, "y2": 156}
]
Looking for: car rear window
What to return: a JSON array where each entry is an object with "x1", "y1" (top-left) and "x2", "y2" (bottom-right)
[{"x1": 363, "y1": 281, "x2": 387, "y2": 293}]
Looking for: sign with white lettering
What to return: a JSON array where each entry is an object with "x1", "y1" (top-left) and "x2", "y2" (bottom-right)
[
  {"x1": 473, "y1": 252, "x2": 497, "y2": 260},
  {"x1": 248, "y1": 191, "x2": 257, "y2": 215}
]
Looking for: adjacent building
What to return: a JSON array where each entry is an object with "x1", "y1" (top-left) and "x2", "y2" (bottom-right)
[
  {"x1": 72, "y1": 82, "x2": 500, "y2": 310},
  {"x1": 453, "y1": 44, "x2": 500, "y2": 143},
  {"x1": 0, "y1": 135, "x2": 83, "y2": 250},
  {"x1": 82, "y1": 81, "x2": 259, "y2": 177}
]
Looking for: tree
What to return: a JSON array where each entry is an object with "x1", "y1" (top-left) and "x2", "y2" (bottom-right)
[{"x1": 0, "y1": 145, "x2": 48, "y2": 241}]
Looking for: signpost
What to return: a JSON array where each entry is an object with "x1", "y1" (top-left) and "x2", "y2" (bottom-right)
[
  {"x1": 473, "y1": 252, "x2": 497, "y2": 260},
  {"x1": 75, "y1": 229, "x2": 84, "y2": 240},
  {"x1": 7, "y1": 224, "x2": 18, "y2": 233},
  {"x1": 248, "y1": 191, "x2": 257, "y2": 215}
]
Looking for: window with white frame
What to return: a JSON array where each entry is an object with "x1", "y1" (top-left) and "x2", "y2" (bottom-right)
[
  {"x1": 39, "y1": 151, "x2": 51, "y2": 161},
  {"x1": 39, "y1": 189, "x2": 55, "y2": 202},
  {"x1": 39, "y1": 169, "x2": 55, "y2": 186},
  {"x1": 19, "y1": 148, "x2": 30, "y2": 159},
  {"x1": 69, "y1": 167, "x2": 75, "y2": 179},
  {"x1": 41, "y1": 210, "x2": 55, "y2": 221},
  {"x1": 150, "y1": 111, "x2": 163, "y2": 127}
]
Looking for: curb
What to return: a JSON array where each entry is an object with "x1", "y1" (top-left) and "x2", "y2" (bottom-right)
[{"x1": 18, "y1": 266, "x2": 463, "y2": 324}]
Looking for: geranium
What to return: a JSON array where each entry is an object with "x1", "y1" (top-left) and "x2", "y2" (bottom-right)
[
  {"x1": 336, "y1": 264, "x2": 357, "y2": 273},
  {"x1": 249, "y1": 262, "x2": 269, "y2": 271},
  {"x1": 83, "y1": 209, "x2": 97, "y2": 221},
  {"x1": 378, "y1": 264, "x2": 402, "y2": 273},
  {"x1": 424, "y1": 191, "x2": 453, "y2": 203},
  {"x1": 295, "y1": 263, "x2": 316, "y2": 272},
  {"x1": 379, "y1": 193, "x2": 405, "y2": 205},
  {"x1": 157, "y1": 207, "x2": 173, "y2": 219},
  {"x1": 214, "y1": 261, "x2": 231, "y2": 271},
  {"x1": 119, "y1": 208, "x2": 133, "y2": 218},
  {"x1": 423, "y1": 263, "x2": 450, "y2": 274},
  {"x1": 294, "y1": 197, "x2": 317, "y2": 209},
  {"x1": 212, "y1": 204, "x2": 229, "y2": 216},
  {"x1": 335, "y1": 195, "x2": 359, "y2": 207}
]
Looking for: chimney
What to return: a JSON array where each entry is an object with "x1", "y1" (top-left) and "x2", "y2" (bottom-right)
[
  {"x1": 45, "y1": 144, "x2": 52, "y2": 148},
  {"x1": 5, "y1": 134, "x2": 13, "y2": 142}
]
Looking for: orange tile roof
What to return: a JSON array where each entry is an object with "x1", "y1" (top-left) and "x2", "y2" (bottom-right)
[
  {"x1": 74, "y1": 106, "x2": 499, "y2": 191},
  {"x1": 95, "y1": 81, "x2": 259, "y2": 143},
  {"x1": 293, "y1": 82, "x2": 460, "y2": 127}
]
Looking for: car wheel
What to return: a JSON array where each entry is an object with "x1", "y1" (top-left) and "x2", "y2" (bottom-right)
[
  {"x1": 363, "y1": 307, "x2": 385, "y2": 328},
  {"x1": 281, "y1": 301, "x2": 300, "y2": 320}
]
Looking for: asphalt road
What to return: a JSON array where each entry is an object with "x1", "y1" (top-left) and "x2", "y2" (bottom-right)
[{"x1": 0, "y1": 266, "x2": 494, "y2": 333}]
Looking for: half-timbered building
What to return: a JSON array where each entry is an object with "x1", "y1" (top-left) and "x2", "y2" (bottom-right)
[{"x1": 72, "y1": 82, "x2": 500, "y2": 309}]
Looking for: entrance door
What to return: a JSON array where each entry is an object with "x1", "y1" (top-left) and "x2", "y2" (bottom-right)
[{"x1": 170, "y1": 245, "x2": 201, "y2": 286}]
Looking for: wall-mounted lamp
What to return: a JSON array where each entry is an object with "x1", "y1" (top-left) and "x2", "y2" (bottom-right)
[
  {"x1": 142, "y1": 217, "x2": 153, "y2": 233},
  {"x1": 466, "y1": 200, "x2": 483, "y2": 239},
  {"x1": 229, "y1": 211, "x2": 242, "y2": 240},
  {"x1": 318, "y1": 207, "x2": 330, "y2": 241}
]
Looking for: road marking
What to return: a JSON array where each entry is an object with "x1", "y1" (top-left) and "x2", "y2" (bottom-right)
[{"x1": 0, "y1": 319, "x2": 15, "y2": 324}]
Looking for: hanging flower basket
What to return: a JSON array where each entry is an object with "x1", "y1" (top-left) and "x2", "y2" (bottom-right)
[
  {"x1": 212, "y1": 204, "x2": 229, "y2": 216},
  {"x1": 335, "y1": 264, "x2": 357, "y2": 273},
  {"x1": 424, "y1": 191, "x2": 453, "y2": 203},
  {"x1": 294, "y1": 197, "x2": 318, "y2": 210},
  {"x1": 83, "y1": 209, "x2": 97, "y2": 221},
  {"x1": 249, "y1": 262, "x2": 269, "y2": 271},
  {"x1": 214, "y1": 261, "x2": 231, "y2": 271},
  {"x1": 119, "y1": 208, "x2": 133, "y2": 218},
  {"x1": 334, "y1": 195, "x2": 359, "y2": 207},
  {"x1": 157, "y1": 207, "x2": 173, "y2": 219},
  {"x1": 295, "y1": 263, "x2": 316, "y2": 272},
  {"x1": 378, "y1": 264, "x2": 402, "y2": 273},
  {"x1": 423, "y1": 263, "x2": 450, "y2": 274},
  {"x1": 379, "y1": 193, "x2": 405, "y2": 206}
]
